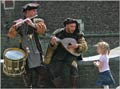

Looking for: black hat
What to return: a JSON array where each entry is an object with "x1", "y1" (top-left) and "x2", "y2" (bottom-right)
[
  {"x1": 64, "y1": 18, "x2": 80, "y2": 33},
  {"x1": 63, "y1": 18, "x2": 78, "y2": 26},
  {"x1": 23, "y1": 3, "x2": 39, "y2": 12}
]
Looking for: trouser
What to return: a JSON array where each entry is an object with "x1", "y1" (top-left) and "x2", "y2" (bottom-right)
[
  {"x1": 48, "y1": 55, "x2": 79, "y2": 88},
  {"x1": 22, "y1": 63, "x2": 48, "y2": 88}
]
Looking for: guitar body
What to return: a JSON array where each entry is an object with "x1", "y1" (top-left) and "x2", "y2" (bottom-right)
[{"x1": 60, "y1": 38, "x2": 81, "y2": 56}]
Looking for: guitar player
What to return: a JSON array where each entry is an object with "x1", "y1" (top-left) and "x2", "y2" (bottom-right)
[{"x1": 44, "y1": 18, "x2": 88, "y2": 88}]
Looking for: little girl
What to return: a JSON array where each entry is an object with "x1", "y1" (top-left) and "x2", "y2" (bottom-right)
[{"x1": 93, "y1": 41, "x2": 115, "y2": 89}]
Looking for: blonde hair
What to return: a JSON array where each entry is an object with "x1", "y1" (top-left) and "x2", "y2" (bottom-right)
[{"x1": 95, "y1": 41, "x2": 110, "y2": 55}]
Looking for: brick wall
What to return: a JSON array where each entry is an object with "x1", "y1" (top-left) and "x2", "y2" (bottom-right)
[{"x1": 1, "y1": 1, "x2": 119, "y2": 54}]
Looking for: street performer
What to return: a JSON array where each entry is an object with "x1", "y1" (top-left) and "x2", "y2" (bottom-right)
[
  {"x1": 7, "y1": 3, "x2": 47, "y2": 88},
  {"x1": 44, "y1": 18, "x2": 88, "y2": 88}
]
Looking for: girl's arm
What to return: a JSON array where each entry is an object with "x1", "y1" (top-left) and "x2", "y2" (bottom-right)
[{"x1": 93, "y1": 60, "x2": 103, "y2": 69}]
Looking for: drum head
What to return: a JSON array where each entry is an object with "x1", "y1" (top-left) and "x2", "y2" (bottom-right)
[{"x1": 4, "y1": 48, "x2": 26, "y2": 60}]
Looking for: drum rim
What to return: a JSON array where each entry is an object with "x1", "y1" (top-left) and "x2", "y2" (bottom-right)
[
  {"x1": 3, "y1": 66, "x2": 25, "y2": 77},
  {"x1": 3, "y1": 48, "x2": 27, "y2": 61}
]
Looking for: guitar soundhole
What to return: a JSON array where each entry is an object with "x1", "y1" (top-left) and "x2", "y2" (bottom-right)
[{"x1": 68, "y1": 43, "x2": 72, "y2": 45}]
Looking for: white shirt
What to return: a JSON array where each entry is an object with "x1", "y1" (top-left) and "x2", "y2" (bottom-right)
[{"x1": 99, "y1": 54, "x2": 110, "y2": 72}]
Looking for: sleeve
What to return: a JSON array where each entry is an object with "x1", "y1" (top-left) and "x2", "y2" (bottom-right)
[
  {"x1": 34, "y1": 18, "x2": 47, "y2": 34},
  {"x1": 48, "y1": 28, "x2": 64, "y2": 49},
  {"x1": 76, "y1": 36, "x2": 88, "y2": 53},
  {"x1": 43, "y1": 29, "x2": 63, "y2": 64},
  {"x1": 48, "y1": 29, "x2": 60, "y2": 49},
  {"x1": 99, "y1": 55, "x2": 106, "y2": 62},
  {"x1": 7, "y1": 24, "x2": 17, "y2": 38},
  {"x1": 52, "y1": 28, "x2": 64, "y2": 36},
  {"x1": 7, "y1": 19, "x2": 22, "y2": 38}
]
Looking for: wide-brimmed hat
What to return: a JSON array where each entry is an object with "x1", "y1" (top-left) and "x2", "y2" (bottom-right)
[{"x1": 23, "y1": 3, "x2": 39, "y2": 12}]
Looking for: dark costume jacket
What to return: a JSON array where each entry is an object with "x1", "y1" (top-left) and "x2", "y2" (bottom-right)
[
  {"x1": 44, "y1": 28, "x2": 88, "y2": 64},
  {"x1": 8, "y1": 17, "x2": 46, "y2": 68}
]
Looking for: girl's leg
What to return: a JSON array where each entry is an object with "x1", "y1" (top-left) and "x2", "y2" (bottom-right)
[{"x1": 103, "y1": 85, "x2": 109, "y2": 89}]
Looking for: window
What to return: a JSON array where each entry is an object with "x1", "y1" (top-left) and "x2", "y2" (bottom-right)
[{"x1": 3, "y1": 0, "x2": 15, "y2": 10}]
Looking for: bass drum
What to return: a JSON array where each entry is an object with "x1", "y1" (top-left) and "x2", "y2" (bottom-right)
[{"x1": 3, "y1": 48, "x2": 27, "y2": 77}]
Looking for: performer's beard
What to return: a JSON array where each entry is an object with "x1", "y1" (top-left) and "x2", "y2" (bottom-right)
[{"x1": 67, "y1": 29, "x2": 75, "y2": 33}]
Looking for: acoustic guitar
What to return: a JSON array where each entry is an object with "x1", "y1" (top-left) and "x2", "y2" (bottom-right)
[
  {"x1": 44, "y1": 37, "x2": 81, "y2": 64},
  {"x1": 55, "y1": 37, "x2": 81, "y2": 56}
]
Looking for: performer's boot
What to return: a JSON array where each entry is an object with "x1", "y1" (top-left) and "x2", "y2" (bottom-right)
[
  {"x1": 22, "y1": 74, "x2": 32, "y2": 88},
  {"x1": 36, "y1": 74, "x2": 47, "y2": 88},
  {"x1": 70, "y1": 76, "x2": 79, "y2": 88},
  {"x1": 52, "y1": 76, "x2": 64, "y2": 88}
]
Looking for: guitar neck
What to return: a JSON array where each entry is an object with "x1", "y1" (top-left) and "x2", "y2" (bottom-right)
[{"x1": 56, "y1": 37, "x2": 61, "y2": 42}]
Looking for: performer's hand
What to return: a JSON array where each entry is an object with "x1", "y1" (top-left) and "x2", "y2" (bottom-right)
[
  {"x1": 50, "y1": 36, "x2": 57, "y2": 45},
  {"x1": 67, "y1": 44, "x2": 78, "y2": 49},
  {"x1": 26, "y1": 18, "x2": 36, "y2": 28},
  {"x1": 93, "y1": 61, "x2": 99, "y2": 66},
  {"x1": 14, "y1": 19, "x2": 24, "y2": 28}
]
